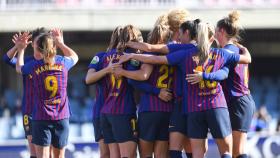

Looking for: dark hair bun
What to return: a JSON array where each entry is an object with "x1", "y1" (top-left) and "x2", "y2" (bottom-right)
[{"x1": 194, "y1": 19, "x2": 201, "y2": 24}]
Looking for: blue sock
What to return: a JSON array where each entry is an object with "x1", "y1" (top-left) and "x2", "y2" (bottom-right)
[
  {"x1": 221, "y1": 154, "x2": 232, "y2": 158},
  {"x1": 237, "y1": 154, "x2": 248, "y2": 158},
  {"x1": 169, "y1": 150, "x2": 182, "y2": 158},
  {"x1": 185, "y1": 152, "x2": 193, "y2": 158}
]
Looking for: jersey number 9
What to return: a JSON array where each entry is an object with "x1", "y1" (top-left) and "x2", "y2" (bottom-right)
[{"x1": 44, "y1": 76, "x2": 58, "y2": 98}]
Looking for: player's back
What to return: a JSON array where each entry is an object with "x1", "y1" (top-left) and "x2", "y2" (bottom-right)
[{"x1": 22, "y1": 55, "x2": 74, "y2": 120}]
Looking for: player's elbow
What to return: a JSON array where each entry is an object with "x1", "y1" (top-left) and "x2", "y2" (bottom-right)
[
  {"x1": 72, "y1": 55, "x2": 79, "y2": 65},
  {"x1": 16, "y1": 66, "x2": 22, "y2": 74},
  {"x1": 247, "y1": 57, "x2": 252, "y2": 64},
  {"x1": 142, "y1": 73, "x2": 150, "y2": 81},
  {"x1": 84, "y1": 78, "x2": 90, "y2": 85},
  {"x1": 137, "y1": 72, "x2": 149, "y2": 81},
  {"x1": 85, "y1": 75, "x2": 93, "y2": 85}
]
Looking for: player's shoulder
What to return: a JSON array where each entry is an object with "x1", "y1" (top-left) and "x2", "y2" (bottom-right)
[
  {"x1": 55, "y1": 55, "x2": 64, "y2": 61},
  {"x1": 90, "y1": 52, "x2": 107, "y2": 65}
]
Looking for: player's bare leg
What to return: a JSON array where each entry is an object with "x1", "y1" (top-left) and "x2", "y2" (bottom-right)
[
  {"x1": 232, "y1": 131, "x2": 247, "y2": 158},
  {"x1": 119, "y1": 141, "x2": 137, "y2": 158},
  {"x1": 108, "y1": 143, "x2": 121, "y2": 158},
  {"x1": 139, "y1": 139, "x2": 153, "y2": 158},
  {"x1": 169, "y1": 132, "x2": 184, "y2": 157},
  {"x1": 99, "y1": 139, "x2": 110, "y2": 158},
  {"x1": 190, "y1": 139, "x2": 207, "y2": 158},
  {"x1": 27, "y1": 135, "x2": 37, "y2": 157},
  {"x1": 169, "y1": 132, "x2": 184, "y2": 151},
  {"x1": 183, "y1": 137, "x2": 193, "y2": 158},
  {"x1": 154, "y1": 140, "x2": 168, "y2": 158},
  {"x1": 52, "y1": 146, "x2": 65, "y2": 158},
  {"x1": 215, "y1": 134, "x2": 233, "y2": 157},
  {"x1": 35, "y1": 145, "x2": 50, "y2": 158}
]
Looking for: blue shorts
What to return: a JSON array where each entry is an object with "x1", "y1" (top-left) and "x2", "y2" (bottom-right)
[
  {"x1": 228, "y1": 94, "x2": 255, "y2": 132},
  {"x1": 32, "y1": 119, "x2": 69, "y2": 149},
  {"x1": 23, "y1": 114, "x2": 32, "y2": 138},
  {"x1": 101, "y1": 114, "x2": 137, "y2": 144},
  {"x1": 169, "y1": 100, "x2": 188, "y2": 136},
  {"x1": 188, "y1": 108, "x2": 232, "y2": 139},
  {"x1": 93, "y1": 117, "x2": 103, "y2": 142},
  {"x1": 138, "y1": 112, "x2": 171, "y2": 141}
]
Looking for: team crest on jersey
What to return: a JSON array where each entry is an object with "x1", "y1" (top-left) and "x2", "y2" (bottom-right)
[
  {"x1": 91, "y1": 56, "x2": 99, "y2": 64},
  {"x1": 130, "y1": 59, "x2": 140, "y2": 67}
]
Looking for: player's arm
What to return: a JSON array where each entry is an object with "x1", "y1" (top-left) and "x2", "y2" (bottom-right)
[
  {"x1": 16, "y1": 48, "x2": 25, "y2": 74},
  {"x1": 15, "y1": 32, "x2": 32, "y2": 74},
  {"x1": 126, "y1": 41, "x2": 169, "y2": 54},
  {"x1": 118, "y1": 53, "x2": 168, "y2": 65},
  {"x1": 236, "y1": 43, "x2": 251, "y2": 64},
  {"x1": 125, "y1": 62, "x2": 159, "y2": 94},
  {"x1": 115, "y1": 63, "x2": 153, "y2": 81},
  {"x1": 3, "y1": 47, "x2": 17, "y2": 67},
  {"x1": 85, "y1": 63, "x2": 119, "y2": 84},
  {"x1": 3, "y1": 33, "x2": 24, "y2": 67},
  {"x1": 186, "y1": 66, "x2": 230, "y2": 84},
  {"x1": 6, "y1": 33, "x2": 23, "y2": 59},
  {"x1": 125, "y1": 62, "x2": 172, "y2": 102},
  {"x1": 51, "y1": 28, "x2": 79, "y2": 64}
]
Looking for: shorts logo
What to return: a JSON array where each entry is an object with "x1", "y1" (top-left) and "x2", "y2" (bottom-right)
[{"x1": 91, "y1": 56, "x2": 99, "y2": 64}]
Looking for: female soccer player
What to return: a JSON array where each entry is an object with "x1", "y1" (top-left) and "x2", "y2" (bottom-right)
[
  {"x1": 3, "y1": 28, "x2": 48, "y2": 158},
  {"x1": 99, "y1": 24, "x2": 143, "y2": 158},
  {"x1": 85, "y1": 26, "x2": 123, "y2": 158},
  {"x1": 15, "y1": 30, "x2": 78, "y2": 158},
  {"x1": 118, "y1": 20, "x2": 252, "y2": 158},
  {"x1": 186, "y1": 11, "x2": 255, "y2": 158},
  {"x1": 114, "y1": 24, "x2": 173, "y2": 158}
]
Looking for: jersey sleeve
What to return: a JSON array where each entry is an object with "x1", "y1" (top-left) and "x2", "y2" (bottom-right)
[
  {"x1": 3, "y1": 54, "x2": 16, "y2": 68},
  {"x1": 167, "y1": 43, "x2": 196, "y2": 53},
  {"x1": 63, "y1": 56, "x2": 77, "y2": 70},
  {"x1": 166, "y1": 50, "x2": 186, "y2": 66},
  {"x1": 221, "y1": 48, "x2": 240, "y2": 65},
  {"x1": 202, "y1": 65, "x2": 230, "y2": 81},
  {"x1": 21, "y1": 61, "x2": 34, "y2": 75},
  {"x1": 88, "y1": 52, "x2": 106, "y2": 71}
]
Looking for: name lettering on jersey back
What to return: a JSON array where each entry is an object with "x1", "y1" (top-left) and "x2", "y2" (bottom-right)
[
  {"x1": 105, "y1": 54, "x2": 122, "y2": 63},
  {"x1": 35, "y1": 64, "x2": 63, "y2": 75},
  {"x1": 44, "y1": 98, "x2": 61, "y2": 105}
]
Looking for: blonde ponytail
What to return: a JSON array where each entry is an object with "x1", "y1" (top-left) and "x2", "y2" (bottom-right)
[
  {"x1": 197, "y1": 23, "x2": 210, "y2": 64},
  {"x1": 228, "y1": 10, "x2": 240, "y2": 24},
  {"x1": 37, "y1": 34, "x2": 56, "y2": 65}
]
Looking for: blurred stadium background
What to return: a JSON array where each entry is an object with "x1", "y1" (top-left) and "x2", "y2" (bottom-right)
[{"x1": 0, "y1": 0, "x2": 280, "y2": 157}]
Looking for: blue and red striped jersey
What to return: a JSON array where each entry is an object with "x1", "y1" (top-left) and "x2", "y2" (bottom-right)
[
  {"x1": 223, "y1": 44, "x2": 250, "y2": 100},
  {"x1": 3, "y1": 54, "x2": 34, "y2": 116},
  {"x1": 100, "y1": 49, "x2": 136, "y2": 115},
  {"x1": 137, "y1": 53, "x2": 174, "y2": 112},
  {"x1": 167, "y1": 46, "x2": 240, "y2": 113},
  {"x1": 167, "y1": 43, "x2": 196, "y2": 100},
  {"x1": 21, "y1": 55, "x2": 76, "y2": 120},
  {"x1": 88, "y1": 52, "x2": 108, "y2": 118}
]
